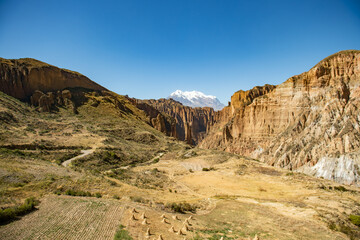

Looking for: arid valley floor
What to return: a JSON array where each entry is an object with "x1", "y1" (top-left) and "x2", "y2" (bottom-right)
[{"x1": 1, "y1": 52, "x2": 360, "y2": 240}]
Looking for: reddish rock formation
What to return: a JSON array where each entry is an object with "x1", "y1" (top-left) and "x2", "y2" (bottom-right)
[
  {"x1": 137, "y1": 98, "x2": 215, "y2": 145},
  {"x1": 30, "y1": 89, "x2": 76, "y2": 112},
  {"x1": 230, "y1": 84, "x2": 276, "y2": 113},
  {"x1": 200, "y1": 50, "x2": 360, "y2": 185},
  {"x1": 0, "y1": 58, "x2": 106, "y2": 101}
]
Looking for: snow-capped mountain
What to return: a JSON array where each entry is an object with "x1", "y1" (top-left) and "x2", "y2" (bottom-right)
[{"x1": 168, "y1": 90, "x2": 225, "y2": 111}]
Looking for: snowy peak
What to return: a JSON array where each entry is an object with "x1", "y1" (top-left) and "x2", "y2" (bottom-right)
[
  {"x1": 168, "y1": 90, "x2": 225, "y2": 111},
  {"x1": 170, "y1": 90, "x2": 217, "y2": 100}
]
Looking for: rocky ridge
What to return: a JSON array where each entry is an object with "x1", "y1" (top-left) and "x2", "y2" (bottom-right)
[{"x1": 200, "y1": 50, "x2": 360, "y2": 186}]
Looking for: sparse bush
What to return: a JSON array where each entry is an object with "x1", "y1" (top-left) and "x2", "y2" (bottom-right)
[
  {"x1": 109, "y1": 180, "x2": 117, "y2": 186},
  {"x1": 258, "y1": 187, "x2": 267, "y2": 192},
  {"x1": 166, "y1": 202, "x2": 197, "y2": 213},
  {"x1": 95, "y1": 192, "x2": 102, "y2": 198},
  {"x1": 191, "y1": 233, "x2": 204, "y2": 240},
  {"x1": 151, "y1": 168, "x2": 160, "y2": 174},
  {"x1": 113, "y1": 195, "x2": 120, "y2": 200},
  {"x1": 349, "y1": 215, "x2": 360, "y2": 227},
  {"x1": 334, "y1": 186, "x2": 348, "y2": 192},
  {"x1": 130, "y1": 196, "x2": 149, "y2": 204},
  {"x1": 114, "y1": 224, "x2": 133, "y2": 240},
  {"x1": 202, "y1": 167, "x2": 215, "y2": 172},
  {"x1": 102, "y1": 151, "x2": 120, "y2": 163}
]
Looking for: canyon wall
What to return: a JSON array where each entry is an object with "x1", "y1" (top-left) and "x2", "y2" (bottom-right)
[
  {"x1": 200, "y1": 50, "x2": 360, "y2": 185},
  {"x1": 137, "y1": 98, "x2": 214, "y2": 145}
]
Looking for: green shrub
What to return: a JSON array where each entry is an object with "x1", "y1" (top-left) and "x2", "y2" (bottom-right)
[
  {"x1": 167, "y1": 202, "x2": 197, "y2": 213},
  {"x1": 349, "y1": 215, "x2": 360, "y2": 227},
  {"x1": 0, "y1": 208, "x2": 16, "y2": 223},
  {"x1": 114, "y1": 224, "x2": 133, "y2": 240},
  {"x1": 202, "y1": 167, "x2": 215, "y2": 171},
  {"x1": 101, "y1": 151, "x2": 124, "y2": 164},
  {"x1": 334, "y1": 186, "x2": 348, "y2": 192},
  {"x1": 65, "y1": 189, "x2": 76, "y2": 196},
  {"x1": 0, "y1": 197, "x2": 39, "y2": 224},
  {"x1": 62, "y1": 189, "x2": 93, "y2": 197},
  {"x1": 95, "y1": 192, "x2": 102, "y2": 198}
]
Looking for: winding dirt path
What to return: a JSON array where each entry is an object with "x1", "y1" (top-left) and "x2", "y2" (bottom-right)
[{"x1": 62, "y1": 149, "x2": 94, "y2": 167}]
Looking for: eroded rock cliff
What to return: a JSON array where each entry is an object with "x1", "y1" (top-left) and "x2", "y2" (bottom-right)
[
  {"x1": 200, "y1": 50, "x2": 360, "y2": 185},
  {"x1": 138, "y1": 98, "x2": 214, "y2": 145},
  {"x1": 0, "y1": 58, "x2": 106, "y2": 101}
]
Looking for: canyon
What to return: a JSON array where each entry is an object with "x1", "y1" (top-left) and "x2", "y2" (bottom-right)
[{"x1": 1, "y1": 50, "x2": 360, "y2": 187}]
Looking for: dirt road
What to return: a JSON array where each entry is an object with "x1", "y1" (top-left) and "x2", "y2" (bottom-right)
[{"x1": 62, "y1": 149, "x2": 94, "y2": 167}]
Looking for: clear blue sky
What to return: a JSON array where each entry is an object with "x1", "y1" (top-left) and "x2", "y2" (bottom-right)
[{"x1": 1, "y1": 0, "x2": 360, "y2": 104}]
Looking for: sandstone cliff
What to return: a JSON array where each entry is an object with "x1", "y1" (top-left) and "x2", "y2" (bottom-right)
[
  {"x1": 0, "y1": 58, "x2": 106, "y2": 101},
  {"x1": 200, "y1": 50, "x2": 360, "y2": 185},
  {"x1": 137, "y1": 98, "x2": 215, "y2": 145}
]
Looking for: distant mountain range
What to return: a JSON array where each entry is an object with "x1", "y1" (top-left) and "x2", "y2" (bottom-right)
[{"x1": 168, "y1": 90, "x2": 225, "y2": 111}]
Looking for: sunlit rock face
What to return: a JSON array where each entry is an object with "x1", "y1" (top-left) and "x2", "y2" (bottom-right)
[{"x1": 200, "y1": 50, "x2": 360, "y2": 185}]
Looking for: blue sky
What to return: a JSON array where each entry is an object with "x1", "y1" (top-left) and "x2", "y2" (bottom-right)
[{"x1": 1, "y1": 0, "x2": 360, "y2": 104}]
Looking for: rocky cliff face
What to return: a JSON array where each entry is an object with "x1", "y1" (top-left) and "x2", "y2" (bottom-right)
[
  {"x1": 200, "y1": 50, "x2": 360, "y2": 186},
  {"x1": 0, "y1": 58, "x2": 106, "y2": 101},
  {"x1": 137, "y1": 98, "x2": 215, "y2": 145},
  {"x1": 126, "y1": 98, "x2": 177, "y2": 139}
]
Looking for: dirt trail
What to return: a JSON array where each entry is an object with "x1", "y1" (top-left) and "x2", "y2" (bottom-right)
[{"x1": 62, "y1": 149, "x2": 94, "y2": 167}]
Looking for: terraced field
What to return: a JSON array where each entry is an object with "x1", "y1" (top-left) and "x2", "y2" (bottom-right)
[{"x1": 0, "y1": 195, "x2": 125, "y2": 240}]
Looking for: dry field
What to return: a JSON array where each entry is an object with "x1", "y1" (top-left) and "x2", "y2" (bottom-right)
[
  {"x1": 0, "y1": 195, "x2": 125, "y2": 240},
  {"x1": 124, "y1": 150, "x2": 360, "y2": 239}
]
